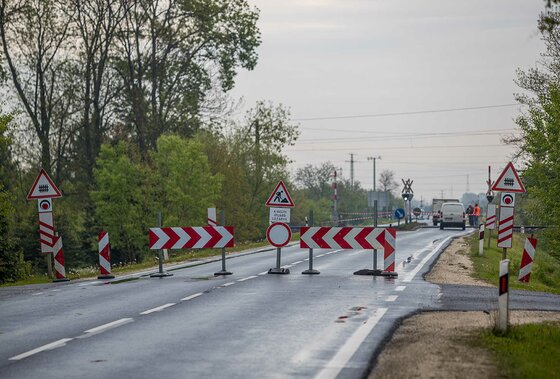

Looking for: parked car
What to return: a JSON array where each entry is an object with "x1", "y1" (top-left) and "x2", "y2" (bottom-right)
[{"x1": 439, "y1": 202, "x2": 466, "y2": 230}]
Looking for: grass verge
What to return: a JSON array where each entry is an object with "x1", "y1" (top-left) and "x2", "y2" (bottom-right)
[
  {"x1": 480, "y1": 321, "x2": 560, "y2": 379},
  {"x1": 469, "y1": 232, "x2": 560, "y2": 294}
]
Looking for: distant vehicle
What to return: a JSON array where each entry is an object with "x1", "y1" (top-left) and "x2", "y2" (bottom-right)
[
  {"x1": 439, "y1": 202, "x2": 466, "y2": 230},
  {"x1": 432, "y1": 198, "x2": 460, "y2": 226}
]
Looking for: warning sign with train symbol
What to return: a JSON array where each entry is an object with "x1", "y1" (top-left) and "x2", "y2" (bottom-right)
[
  {"x1": 27, "y1": 168, "x2": 62, "y2": 199},
  {"x1": 265, "y1": 180, "x2": 295, "y2": 208},
  {"x1": 491, "y1": 162, "x2": 526, "y2": 193}
]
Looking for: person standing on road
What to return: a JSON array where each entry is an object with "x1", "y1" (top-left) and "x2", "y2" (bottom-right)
[
  {"x1": 465, "y1": 204, "x2": 474, "y2": 227},
  {"x1": 473, "y1": 203, "x2": 481, "y2": 228}
]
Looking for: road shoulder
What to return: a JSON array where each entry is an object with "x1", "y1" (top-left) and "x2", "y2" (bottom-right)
[{"x1": 369, "y1": 236, "x2": 560, "y2": 379}]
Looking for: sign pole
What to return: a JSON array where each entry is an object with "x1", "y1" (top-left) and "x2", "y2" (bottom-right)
[
  {"x1": 150, "y1": 212, "x2": 172, "y2": 278},
  {"x1": 302, "y1": 209, "x2": 319, "y2": 275},
  {"x1": 214, "y1": 209, "x2": 232, "y2": 276}
]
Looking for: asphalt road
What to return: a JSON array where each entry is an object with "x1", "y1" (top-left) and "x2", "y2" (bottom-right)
[{"x1": 1, "y1": 226, "x2": 558, "y2": 379}]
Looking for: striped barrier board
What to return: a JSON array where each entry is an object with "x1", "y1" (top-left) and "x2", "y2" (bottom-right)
[
  {"x1": 497, "y1": 207, "x2": 514, "y2": 248},
  {"x1": 149, "y1": 226, "x2": 234, "y2": 250},
  {"x1": 98, "y1": 231, "x2": 115, "y2": 279},
  {"x1": 485, "y1": 204, "x2": 496, "y2": 230},
  {"x1": 518, "y1": 237, "x2": 538, "y2": 283},
  {"x1": 52, "y1": 236, "x2": 68, "y2": 281}
]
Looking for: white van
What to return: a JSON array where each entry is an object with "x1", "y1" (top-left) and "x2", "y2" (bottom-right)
[{"x1": 439, "y1": 202, "x2": 466, "y2": 230}]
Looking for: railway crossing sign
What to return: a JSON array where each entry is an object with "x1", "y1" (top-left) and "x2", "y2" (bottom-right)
[
  {"x1": 27, "y1": 168, "x2": 62, "y2": 199},
  {"x1": 492, "y1": 162, "x2": 525, "y2": 193},
  {"x1": 265, "y1": 181, "x2": 294, "y2": 208}
]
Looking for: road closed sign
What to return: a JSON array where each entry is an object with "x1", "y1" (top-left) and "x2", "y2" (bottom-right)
[{"x1": 266, "y1": 222, "x2": 291, "y2": 247}]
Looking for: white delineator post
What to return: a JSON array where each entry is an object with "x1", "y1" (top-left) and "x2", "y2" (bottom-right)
[
  {"x1": 498, "y1": 259, "x2": 509, "y2": 332},
  {"x1": 98, "y1": 230, "x2": 115, "y2": 279},
  {"x1": 52, "y1": 236, "x2": 69, "y2": 282},
  {"x1": 478, "y1": 224, "x2": 485, "y2": 256},
  {"x1": 518, "y1": 237, "x2": 538, "y2": 283}
]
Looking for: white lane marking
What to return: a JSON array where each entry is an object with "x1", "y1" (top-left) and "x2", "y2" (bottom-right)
[
  {"x1": 258, "y1": 271, "x2": 268, "y2": 275},
  {"x1": 51, "y1": 289, "x2": 61, "y2": 292},
  {"x1": 140, "y1": 303, "x2": 176, "y2": 315},
  {"x1": 316, "y1": 254, "x2": 326, "y2": 258},
  {"x1": 181, "y1": 292, "x2": 203, "y2": 301},
  {"x1": 395, "y1": 286, "x2": 406, "y2": 292},
  {"x1": 304, "y1": 258, "x2": 309, "y2": 261},
  {"x1": 222, "y1": 282, "x2": 235, "y2": 287},
  {"x1": 78, "y1": 281, "x2": 101, "y2": 287},
  {"x1": 282, "y1": 265, "x2": 293, "y2": 269},
  {"x1": 292, "y1": 261, "x2": 303, "y2": 265},
  {"x1": 237, "y1": 276, "x2": 257, "y2": 282},
  {"x1": 84, "y1": 318, "x2": 133, "y2": 334},
  {"x1": 9, "y1": 338, "x2": 73, "y2": 361},
  {"x1": 385, "y1": 295, "x2": 398, "y2": 302},
  {"x1": 31, "y1": 292, "x2": 44, "y2": 296},
  {"x1": 315, "y1": 308, "x2": 388, "y2": 379},
  {"x1": 403, "y1": 236, "x2": 452, "y2": 282}
]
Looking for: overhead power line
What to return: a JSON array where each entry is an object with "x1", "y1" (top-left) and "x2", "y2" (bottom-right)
[{"x1": 291, "y1": 103, "x2": 518, "y2": 122}]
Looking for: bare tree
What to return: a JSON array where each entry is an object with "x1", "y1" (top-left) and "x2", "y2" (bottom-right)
[{"x1": 379, "y1": 169, "x2": 398, "y2": 193}]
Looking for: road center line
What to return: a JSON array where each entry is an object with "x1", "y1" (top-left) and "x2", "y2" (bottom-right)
[
  {"x1": 181, "y1": 292, "x2": 203, "y2": 301},
  {"x1": 315, "y1": 308, "x2": 388, "y2": 379},
  {"x1": 9, "y1": 338, "x2": 73, "y2": 361},
  {"x1": 316, "y1": 254, "x2": 326, "y2": 257},
  {"x1": 78, "y1": 281, "x2": 101, "y2": 287},
  {"x1": 292, "y1": 260, "x2": 303, "y2": 265},
  {"x1": 385, "y1": 295, "x2": 398, "y2": 302},
  {"x1": 402, "y1": 236, "x2": 452, "y2": 282},
  {"x1": 31, "y1": 292, "x2": 44, "y2": 296},
  {"x1": 84, "y1": 318, "x2": 133, "y2": 334},
  {"x1": 395, "y1": 286, "x2": 406, "y2": 292},
  {"x1": 222, "y1": 282, "x2": 235, "y2": 287},
  {"x1": 140, "y1": 303, "x2": 176, "y2": 315},
  {"x1": 237, "y1": 276, "x2": 257, "y2": 282}
]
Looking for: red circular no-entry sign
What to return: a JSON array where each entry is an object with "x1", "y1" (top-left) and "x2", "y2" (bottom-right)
[{"x1": 266, "y1": 222, "x2": 292, "y2": 247}]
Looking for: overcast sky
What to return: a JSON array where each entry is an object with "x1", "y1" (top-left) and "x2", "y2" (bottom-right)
[{"x1": 230, "y1": 0, "x2": 545, "y2": 204}]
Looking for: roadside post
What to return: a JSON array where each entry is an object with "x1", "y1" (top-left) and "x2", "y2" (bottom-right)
[
  {"x1": 302, "y1": 209, "x2": 319, "y2": 275},
  {"x1": 265, "y1": 181, "x2": 295, "y2": 275},
  {"x1": 151, "y1": 212, "x2": 173, "y2": 278},
  {"x1": 214, "y1": 209, "x2": 232, "y2": 276},
  {"x1": 478, "y1": 224, "x2": 485, "y2": 256},
  {"x1": 491, "y1": 162, "x2": 526, "y2": 331},
  {"x1": 97, "y1": 230, "x2": 115, "y2": 279},
  {"x1": 27, "y1": 168, "x2": 63, "y2": 281}
]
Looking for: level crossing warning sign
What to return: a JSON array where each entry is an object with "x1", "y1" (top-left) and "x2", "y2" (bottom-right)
[
  {"x1": 27, "y1": 168, "x2": 62, "y2": 199},
  {"x1": 491, "y1": 162, "x2": 526, "y2": 193},
  {"x1": 265, "y1": 180, "x2": 294, "y2": 207}
]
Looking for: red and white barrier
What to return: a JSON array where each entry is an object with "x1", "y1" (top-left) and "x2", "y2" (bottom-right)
[
  {"x1": 479, "y1": 224, "x2": 485, "y2": 256},
  {"x1": 485, "y1": 204, "x2": 496, "y2": 229},
  {"x1": 149, "y1": 226, "x2": 234, "y2": 250},
  {"x1": 207, "y1": 208, "x2": 217, "y2": 226},
  {"x1": 38, "y1": 212, "x2": 55, "y2": 253},
  {"x1": 52, "y1": 236, "x2": 69, "y2": 282},
  {"x1": 518, "y1": 237, "x2": 538, "y2": 283},
  {"x1": 497, "y1": 207, "x2": 514, "y2": 248},
  {"x1": 383, "y1": 228, "x2": 396, "y2": 272},
  {"x1": 98, "y1": 230, "x2": 115, "y2": 279}
]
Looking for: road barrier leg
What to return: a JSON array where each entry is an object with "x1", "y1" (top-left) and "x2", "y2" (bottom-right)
[
  {"x1": 269, "y1": 248, "x2": 289, "y2": 274},
  {"x1": 215, "y1": 210, "x2": 232, "y2": 276},
  {"x1": 98, "y1": 230, "x2": 115, "y2": 279},
  {"x1": 302, "y1": 210, "x2": 319, "y2": 275}
]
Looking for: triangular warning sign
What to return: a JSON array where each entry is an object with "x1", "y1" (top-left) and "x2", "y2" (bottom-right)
[
  {"x1": 27, "y1": 168, "x2": 62, "y2": 200},
  {"x1": 491, "y1": 162, "x2": 526, "y2": 193},
  {"x1": 265, "y1": 180, "x2": 295, "y2": 208}
]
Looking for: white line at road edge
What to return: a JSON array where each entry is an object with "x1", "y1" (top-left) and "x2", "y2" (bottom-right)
[
  {"x1": 9, "y1": 338, "x2": 73, "y2": 361},
  {"x1": 222, "y1": 282, "x2": 235, "y2": 287},
  {"x1": 140, "y1": 303, "x2": 176, "y2": 315},
  {"x1": 315, "y1": 308, "x2": 388, "y2": 379},
  {"x1": 84, "y1": 318, "x2": 133, "y2": 334},
  {"x1": 402, "y1": 236, "x2": 452, "y2": 283},
  {"x1": 237, "y1": 276, "x2": 257, "y2": 282},
  {"x1": 181, "y1": 292, "x2": 203, "y2": 301}
]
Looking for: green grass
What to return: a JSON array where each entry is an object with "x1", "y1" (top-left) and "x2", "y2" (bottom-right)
[
  {"x1": 1, "y1": 232, "x2": 301, "y2": 287},
  {"x1": 469, "y1": 232, "x2": 560, "y2": 294},
  {"x1": 480, "y1": 322, "x2": 560, "y2": 379}
]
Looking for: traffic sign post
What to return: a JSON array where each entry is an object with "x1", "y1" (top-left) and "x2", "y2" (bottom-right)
[
  {"x1": 302, "y1": 209, "x2": 319, "y2": 275},
  {"x1": 150, "y1": 212, "x2": 173, "y2": 278},
  {"x1": 265, "y1": 181, "x2": 294, "y2": 275},
  {"x1": 27, "y1": 169, "x2": 63, "y2": 281}
]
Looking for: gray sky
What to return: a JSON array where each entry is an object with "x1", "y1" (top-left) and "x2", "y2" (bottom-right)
[{"x1": 230, "y1": 0, "x2": 545, "y2": 202}]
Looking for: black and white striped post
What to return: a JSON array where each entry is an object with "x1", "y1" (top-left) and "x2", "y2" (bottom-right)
[
  {"x1": 498, "y1": 259, "x2": 509, "y2": 332},
  {"x1": 302, "y1": 209, "x2": 319, "y2": 275}
]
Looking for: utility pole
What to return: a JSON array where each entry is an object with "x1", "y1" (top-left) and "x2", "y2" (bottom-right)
[
  {"x1": 346, "y1": 153, "x2": 356, "y2": 190},
  {"x1": 366, "y1": 156, "x2": 381, "y2": 192},
  {"x1": 466, "y1": 174, "x2": 470, "y2": 193},
  {"x1": 332, "y1": 169, "x2": 339, "y2": 225}
]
